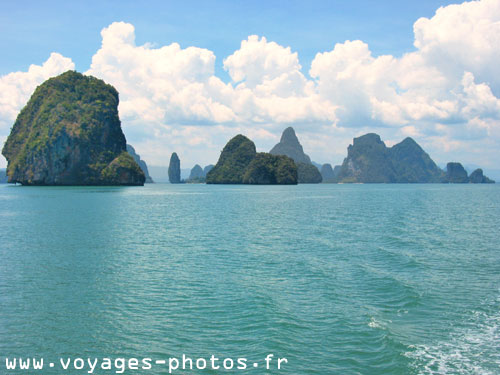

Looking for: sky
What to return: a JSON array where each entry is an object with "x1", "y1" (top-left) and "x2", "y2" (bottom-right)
[{"x1": 1, "y1": 0, "x2": 499, "y2": 173}]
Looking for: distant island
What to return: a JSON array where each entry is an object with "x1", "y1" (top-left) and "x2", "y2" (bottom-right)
[
  {"x1": 332, "y1": 133, "x2": 494, "y2": 183},
  {"x1": 168, "y1": 152, "x2": 182, "y2": 184},
  {"x1": 206, "y1": 135, "x2": 297, "y2": 184},
  {"x1": 270, "y1": 127, "x2": 322, "y2": 183},
  {"x1": 127, "y1": 144, "x2": 153, "y2": 183},
  {"x1": 1, "y1": 71, "x2": 144, "y2": 186},
  {"x1": 186, "y1": 164, "x2": 213, "y2": 183}
]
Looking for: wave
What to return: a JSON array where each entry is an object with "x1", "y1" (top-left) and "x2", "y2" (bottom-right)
[{"x1": 405, "y1": 292, "x2": 500, "y2": 374}]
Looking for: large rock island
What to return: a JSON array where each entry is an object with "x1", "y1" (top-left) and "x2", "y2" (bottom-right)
[
  {"x1": 333, "y1": 133, "x2": 494, "y2": 183},
  {"x1": 335, "y1": 134, "x2": 443, "y2": 183},
  {"x1": 206, "y1": 135, "x2": 297, "y2": 184},
  {"x1": 1, "y1": 71, "x2": 145, "y2": 185}
]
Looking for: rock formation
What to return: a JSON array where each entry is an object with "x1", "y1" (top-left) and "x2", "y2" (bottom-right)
[
  {"x1": 335, "y1": 134, "x2": 396, "y2": 183},
  {"x1": 320, "y1": 163, "x2": 336, "y2": 182},
  {"x1": 0, "y1": 169, "x2": 7, "y2": 183},
  {"x1": 468, "y1": 168, "x2": 494, "y2": 183},
  {"x1": 335, "y1": 134, "x2": 445, "y2": 183},
  {"x1": 168, "y1": 152, "x2": 181, "y2": 183},
  {"x1": 189, "y1": 164, "x2": 204, "y2": 180},
  {"x1": 203, "y1": 165, "x2": 214, "y2": 176},
  {"x1": 270, "y1": 127, "x2": 312, "y2": 164},
  {"x1": 206, "y1": 135, "x2": 257, "y2": 184},
  {"x1": 390, "y1": 137, "x2": 445, "y2": 183},
  {"x1": 445, "y1": 162, "x2": 469, "y2": 183},
  {"x1": 186, "y1": 164, "x2": 206, "y2": 182},
  {"x1": 333, "y1": 165, "x2": 341, "y2": 178},
  {"x1": 1, "y1": 71, "x2": 144, "y2": 185},
  {"x1": 206, "y1": 134, "x2": 298, "y2": 184},
  {"x1": 270, "y1": 127, "x2": 321, "y2": 183},
  {"x1": 243, "y1": 153, "x2": 297, "y2": 184},
  {"x1": 127, "y1": 144, "x2": 153, "y2": 183},
  {"x1": 297, "y1": 163, "x2": 322, "y2": 183}
]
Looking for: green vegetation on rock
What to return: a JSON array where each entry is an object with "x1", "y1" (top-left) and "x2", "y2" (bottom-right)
[
  {"x1": 390, "y1": 137, "x2": 445, "y2": 183},
  {"x1": 101, "y1": 151, "x2": 145, "y2": 185},
  {"x1": 335, "y1": 134, "x2": 445, "y2": 183},
  {"x1": 206, "y1": 135, "x2": 256, "y2": 184},
  {"x1": 269, "y1": 126, "x2": 322, "y2": 183},
  {"x1": 1, "y1": 70, "x2": 144, "y2": 185},
  {"x1": 297, "y1": 162, "x2": 322, "y2": 183},
  {"x1": 207, "y1": 134, "x2": 298, "y2": 185},
  {"x1": 243, "y1": 153, "x2": 297, "y2": 184}
]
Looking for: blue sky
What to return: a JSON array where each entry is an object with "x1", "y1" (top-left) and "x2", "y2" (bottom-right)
[
  {"x1": 0, "y1": 0, "x2": 460, "y2": 77},
  {"x1": 1, "y1": 0, "x2": 499, "y2": 175}
]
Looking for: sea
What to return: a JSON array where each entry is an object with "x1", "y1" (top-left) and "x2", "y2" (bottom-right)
[{"x1": 0, "y1": 183, "x2": 499, "y2": 375}]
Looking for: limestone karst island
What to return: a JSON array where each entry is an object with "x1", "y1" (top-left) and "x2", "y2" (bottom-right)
[
  {"x1": 2, "y1": 71, "x2": 145, "y2": 185},
  {"x1": 0, "y1": 71, "x2": 495, "y2": 186}
]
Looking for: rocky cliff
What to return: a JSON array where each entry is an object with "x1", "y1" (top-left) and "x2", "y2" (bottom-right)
[
  {"x1": 335, "y1": 134, "x2": 397, "y2": 183},
  {"x1": 297, "y1": 163, "x2": 322, "y2": 183},
  {"x1": 127, "y1": 144, "x2": 153, "y2": 183},
  {"x1": 203, "y1": 165, "x2": 214, "y2": 176},
  {"x1": 335, "y1": 134, "x2": 445, "y2": 183},
  {"x1": 320, "y1": 163, "x2": 336, "y2": 182},
  {"x1": 270, "y1": 127, "x2": 321, "y2": 183},
  {"x1": 445, "y1": 162, "x2": 469, "y2": 183},
  {"x1": 1, "y1": 71, "x2": 145, "y2": 185},
  {"x1": 206, "y1": 134, "x2": 298, "y2": 184},
  {"x1": 270, "y1": 127, "x2": 311, "y2": 164},
  {"x1": 243, "y1": 153, "x2": 297, "y2": 184},
  {"x1": 390, "y1": 137, "x2": 445, "y2": 183},
  {"x1": 469, "y1": 168, "x2": 494, "y2": 183},
  {"x1": 206, "y1": 135, "x2": 257, "y2": 184},
  {"x1": 0, "y1": 168, "x2": 7, "y2": 183},
  {"x1": 168, "y1": 152, "x2": 181, "y2": 183}
]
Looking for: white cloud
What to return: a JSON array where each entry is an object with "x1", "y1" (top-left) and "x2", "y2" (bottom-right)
[{"x1": 0, "y1": 52, "x2": 74, "y2": 130}]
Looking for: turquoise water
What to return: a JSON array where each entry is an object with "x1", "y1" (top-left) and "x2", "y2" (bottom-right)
[{"x1": 0, "y1": 183, "x2": 499, "y2": 375}]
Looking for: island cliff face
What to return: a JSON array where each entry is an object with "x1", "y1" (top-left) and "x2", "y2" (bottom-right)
[
  {"x1": 320, "y1": 163, "x2": 336, "y2": 182},
  {"x1": 297, "y1": 163, "x2": 322, "y2": 183},
  {"x1": 445, "y1": 162, "x2": 468, "y2": 183},
  {"x1": 0, "y1": 169, "x2": 7, "y2": 183},
  {"x1": 335, "y1": 134, "x2": 444, "y2": 183},
  {"x1": 390, "y1": 137, "x2": 445, "y2": 183},
  {"x1": 243, "y1": 153, "x2": 297, "y2": 184},
  {"x1": 270, "y1": 127, "x2": 312, "y2": 164},
  {"x1": 270, "y1": 127, "x2": 322, "y2": 183},
  {"x1": 469, "y1": 168, "x2": 494, "y2": 183},
  {"x1": 203, "y1": 165, "x2": 214, "y2": 176},
  {"x1": 168, "y1": 152, "x2": 181, "y2": 183},
  {"x1": 1, "y1": 71, "x2": 145, "y2": 185},
  {"x1": 206, "y1": 135, "x2": 257, "y2": 184},
  {"x1": 206, "y1": 135, "x2": 297, "y2": 184},
  {"x1": 333, "y1": 134, "x2": 494, "y2": 183},
  {"x1": 127, "y1": 144, "x2": 153, "y2": 183}
]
